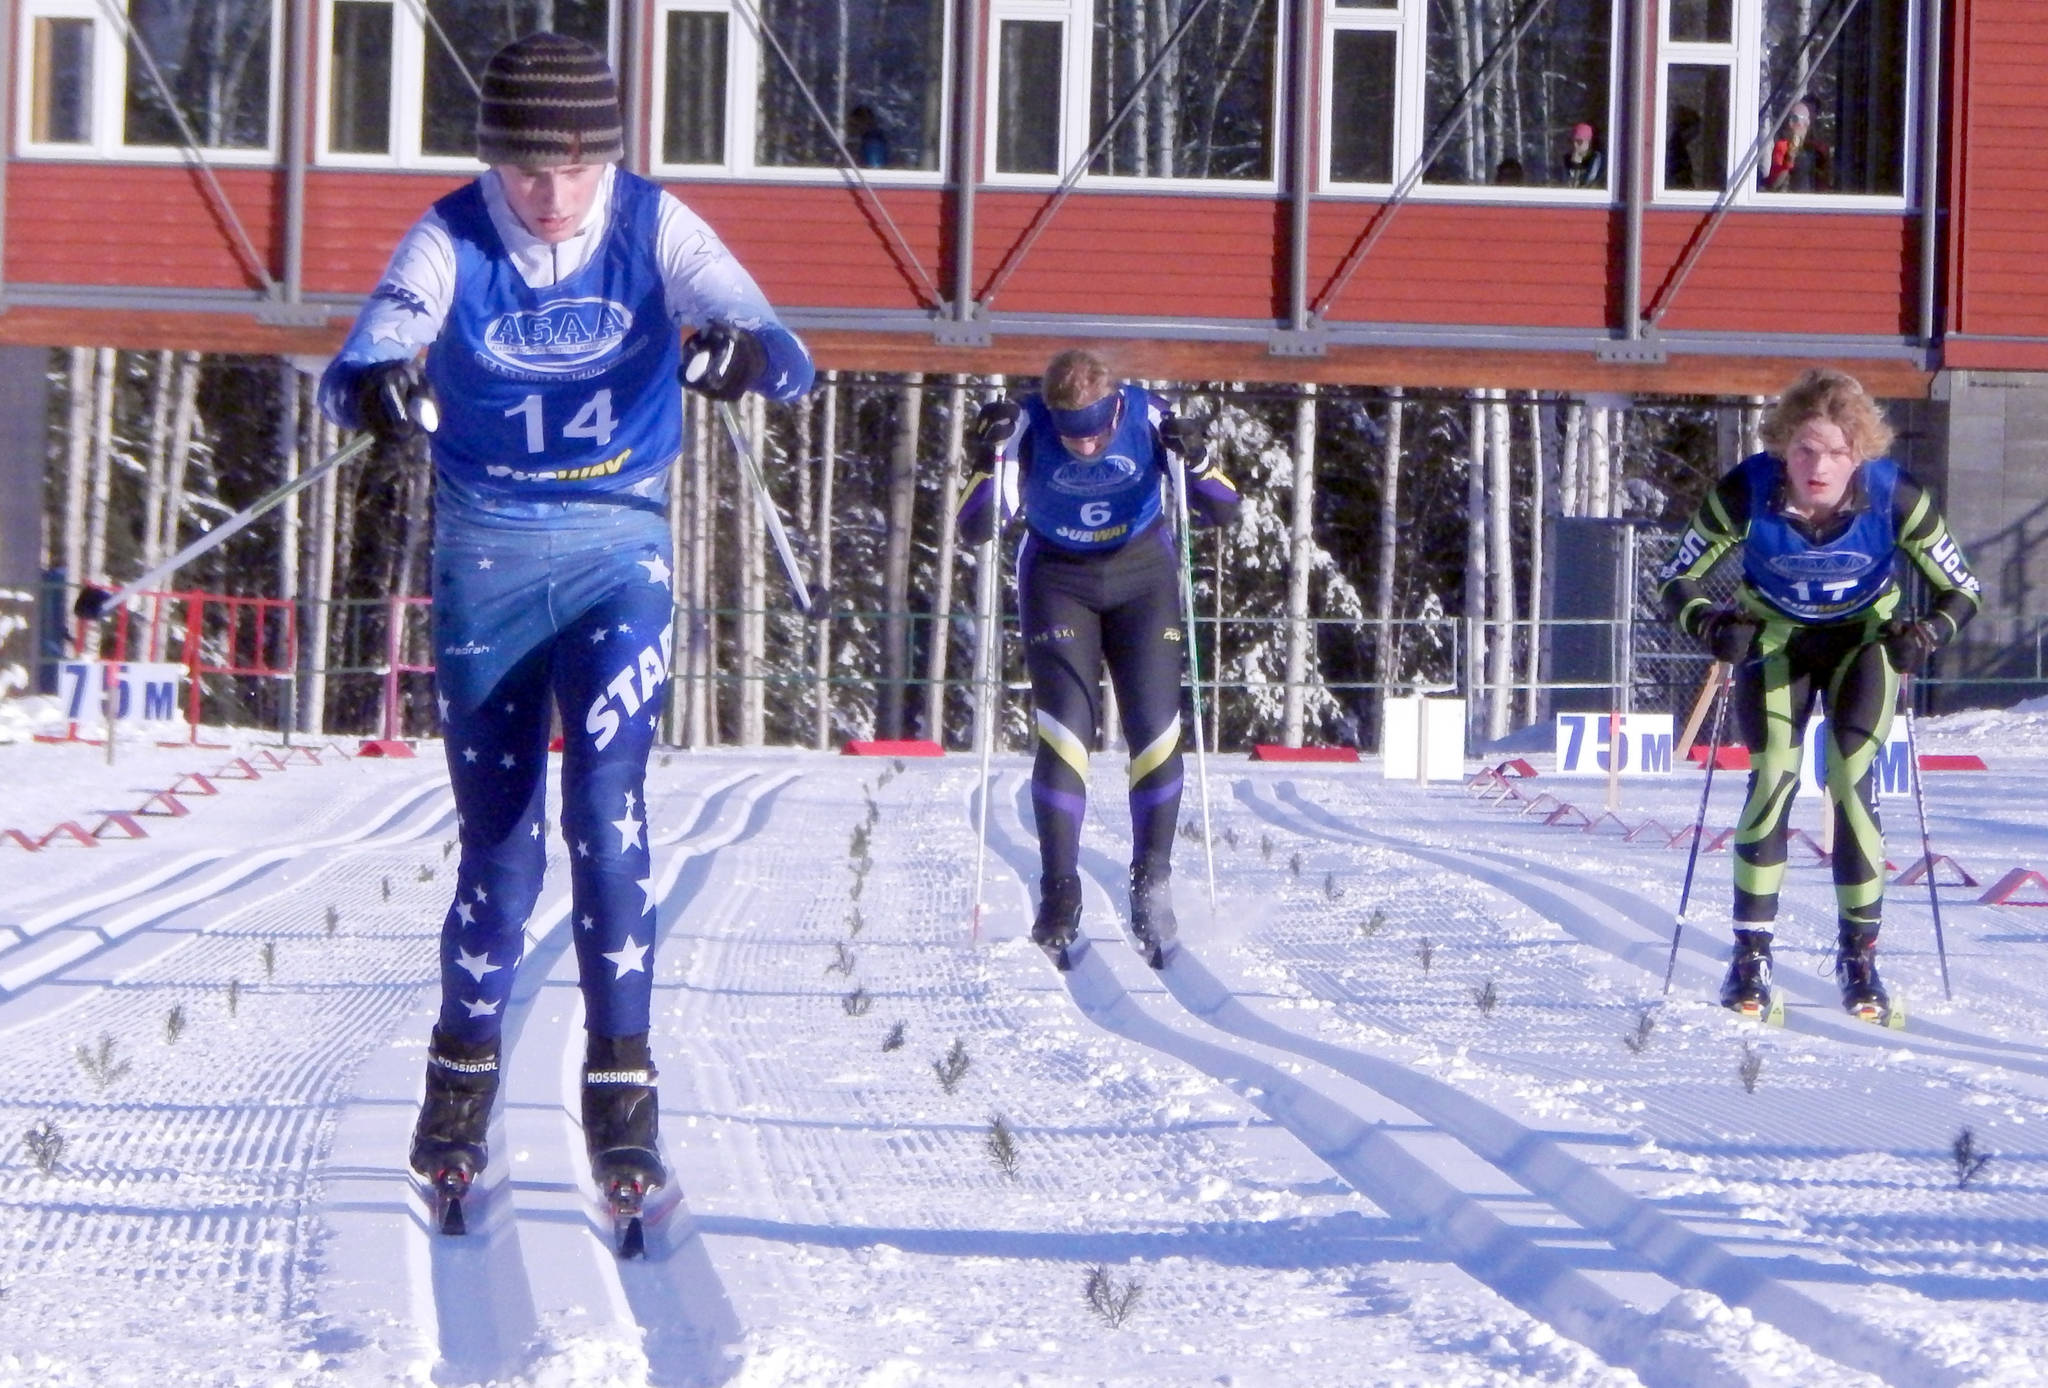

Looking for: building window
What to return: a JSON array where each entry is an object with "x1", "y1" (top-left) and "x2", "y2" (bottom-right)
[
  {"x1": 662, "y1": 8, "x2": 728, "y2": 166},
  {"x1": 1659, "y1": 0, "x2": 1915, "y2": 203},
  {"x1": 753, "y1": 0, "x2": 945, "y2": 170},
  {"x1": 1088, "y1": 0, "x2": 1276, "y2": 180},
  {"x1": 651, "y1": 0, "x2": 947, "y2": 178},
  {"x1": 328, "y1": 1, "x2": 391, "y2": 155},
  {"x1": 317, "y1": 0, "x2": 614, "y2": 167},
  {"x1": 18, "y1": 0, "x2": 280, "y2": 160},
  {"x1": 122, "y1": 0, "x2": 272, "y2": 148},
  {"x1": 30, "y1": 16, "x2": 92, "y2": 143},
  {"x1": 1327, "y1": 28, "x2": 1396, "y2": 184},
  {"x1": 1420, "y1": 0, "x2": 1612, "y2": 189},
  {"x1": 994, "y1": 18, "x2": 1062, "y2": 175},
  {"x1": 1321, "y1": 0, "x2": 1612, "y2": 197},
  {"x1": 1757, "y1": 0, "x2": 1907, "y2": 196}
]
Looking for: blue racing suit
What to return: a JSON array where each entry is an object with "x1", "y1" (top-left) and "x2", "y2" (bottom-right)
[{"x1": 322, "y1": 165, "x2": 811, "y2": 1042}]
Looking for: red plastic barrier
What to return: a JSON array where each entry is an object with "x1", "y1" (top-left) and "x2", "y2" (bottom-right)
[
  {"x1": 1918, "y1": 754, "x2": 1989, "y2": 771},
  {"x1": 842, "y1": 739, "x2": 944, "y2": 757},
  {"x1": 1251, "y1": 745, "x2": 1360, "y2": 763}
]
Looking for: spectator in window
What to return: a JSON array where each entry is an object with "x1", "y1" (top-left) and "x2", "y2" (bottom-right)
[
  {"x1": 1765, "y1": 100, "x2": 1831, "y2": 192},
  {"x1": 318, "y1": 31, "x2": 813, "y2": 1228},
  {"x1": 1563, "y1": 122, "x2": 1603, "y2": 188},
  {"x1": 1493, "y1": 157, "x2": 1526, "y2": 185},
  {"x1": 848, "y1": 105, "x2": 890, "y2": 168}
]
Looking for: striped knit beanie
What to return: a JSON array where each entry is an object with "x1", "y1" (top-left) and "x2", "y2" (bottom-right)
[{"x1": 475, "y1": 33, "x2": 623, "y2": 168}]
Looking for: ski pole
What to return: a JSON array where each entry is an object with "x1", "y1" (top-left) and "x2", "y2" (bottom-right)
[
  {"x1": 1662, "y1": 660, "x2": 1732, "y2": 994},
  {"x1": 968, "y1": 454, "x2": 1007, "y2": 941},
  {"x1": 1167, "y1": 451, "x2": 1218, "y2": 918},
  {"x1": 712, "y1": 399, "x2": 833, "y2": 621},
  {"x1": 71, "y1": 418, "x2": 401, "y2": 622},
  {"x1": 1899, "y1": 673, "x2": 1953, "y2": 1000}
]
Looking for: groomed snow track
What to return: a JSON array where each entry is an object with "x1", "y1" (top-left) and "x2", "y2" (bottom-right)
[{"x1": 4, "y1": 743, "x2": 2046, "y2": 1385}]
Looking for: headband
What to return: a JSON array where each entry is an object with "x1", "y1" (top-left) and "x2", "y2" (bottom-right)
[{"x1": 1048, "y1": 393, "x2": 1119, "y2": 439}]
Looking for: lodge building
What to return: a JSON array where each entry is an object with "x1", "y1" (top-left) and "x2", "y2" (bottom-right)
[{"x1": 0, "y1": 0, "x2": 2043, "y2": 696}]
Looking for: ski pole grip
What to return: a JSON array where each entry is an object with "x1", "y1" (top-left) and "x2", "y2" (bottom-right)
[
  {"x1": 73, "y1": 584, "x2": 115, "y2": 622},
  {"x1": 411, "y1": 393, "x2": 440, "y2": 435}
]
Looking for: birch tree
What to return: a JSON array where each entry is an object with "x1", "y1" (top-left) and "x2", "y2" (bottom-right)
[
  {"x1": 1282, "y1": 386, "x2": 1316, "y2": 745},
  {"x1": 879, "y1": 374, "x2": 922, "y2": 738},
  {"x1": 923, "y1": 378, "x2": 967, "y2": 745},
  {"x1": 813, "y1": 376, "x2": 839, "y2": 748}
]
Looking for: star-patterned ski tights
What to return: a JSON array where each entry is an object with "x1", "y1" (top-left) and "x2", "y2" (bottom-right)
[{"x1": 429, "y1": 503, "x2": 676, "y2": 1045}]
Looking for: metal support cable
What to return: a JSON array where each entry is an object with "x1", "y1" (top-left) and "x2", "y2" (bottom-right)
[
  {"x1": 974, "y1": 0, "x2": 1225, "y2": 315},
  {"x1": 93, "y1": 0, "x2": 278, "y2": 295},
  {"x1": 1308, "y1": 0, "x2": 1557, "y2": 325},
  {"x1": 729, "y1": 0, "x2": 947, "y2": 311},
  {"x1": 1643, "y1": 0, "x2": 1866, "y2": 329},
  {"x1": 397, "y1": 0, "x2": 481, "y2": 96}
]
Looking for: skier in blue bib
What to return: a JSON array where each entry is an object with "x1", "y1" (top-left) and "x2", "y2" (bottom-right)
[
  {"x1": 959, "y1": 349, "x2": 1239, "y2": 968},
  {"x1": 319, "y1": 32, "x2": 812, "y2": 1217},
  {"x1": 1656, "y1": 368, "x2": 1979, "y2": 1022}
]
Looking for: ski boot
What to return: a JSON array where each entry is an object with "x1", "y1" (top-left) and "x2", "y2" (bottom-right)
[
  {"x1": 1718, "y1": 929, "x2": 1775, "y2": 1018},
  {"x1": 584, "y1": 1032, "x2": 666, "y2": 1258},
  {"x1": 408, "y1": 1027, "x2": 500, "y2": 1234},
  {"x1": 1128, "y1": 862, "x2": 1178, "y2": 970},
  {"x1": 1834, "y1": 928, "x2": 1891, "y2": 1024},
  {"x1": 1031, "y1": 874, "x2": 1084, "y2": 971}
]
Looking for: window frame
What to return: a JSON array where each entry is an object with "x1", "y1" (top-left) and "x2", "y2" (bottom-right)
[
  {"x1": 15, "y1": 0, "x2": 285, "y2": 164},
  {"x1": 1318, "y1": 0, "x2": 1620, "y2": 205},
  {"x1": 1654, "y1": 0, "x2": 1918, "y2": 210},
  {"x1": 312, "y1": 0, "x2": 621, "y2": 171},
  {"x1": 647, "y1": 0, "x2": 954, "y2": 184}
]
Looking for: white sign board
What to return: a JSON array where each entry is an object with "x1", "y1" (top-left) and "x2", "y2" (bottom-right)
[
  {"x1": 1799, "y1": 717, "x2": 1912, "y2": 797},
  {"x1": 1552, "y1": 712, "x2": 1675, "y2": 776},
  {"x1": 56, "y1": 661, "x2": 185, "y2": 725},
  {"x1": 1382, "y1": 696, "x2": 1466, "y2": 782}
]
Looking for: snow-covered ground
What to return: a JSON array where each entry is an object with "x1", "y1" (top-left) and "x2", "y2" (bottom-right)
[{"x1": 4, "y1": 696, "x2": 2048, "y2": 1386}]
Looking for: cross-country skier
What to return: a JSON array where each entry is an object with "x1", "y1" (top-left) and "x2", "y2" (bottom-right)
[
  {"x1": 1656, "y1": 368, "x2": 1979, "y2": 1021},
  {"x1": 958, "y1": 350, "x2": 1239, "y2": 968},
  {"x1": 317, "y1": 33, "x2": 812, "y2": 1227}
]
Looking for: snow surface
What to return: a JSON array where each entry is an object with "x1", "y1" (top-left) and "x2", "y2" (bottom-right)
[{"x1": 4, "y1": 694, "x2": 2048, "y2": 1386}]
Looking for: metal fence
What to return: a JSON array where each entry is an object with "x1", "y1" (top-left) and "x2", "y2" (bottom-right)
[{"x1": 21, "y1": 577, "x2": 2048, "y2": 752}]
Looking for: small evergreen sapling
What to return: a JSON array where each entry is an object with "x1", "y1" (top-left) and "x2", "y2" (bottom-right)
[
  {"x1": 1359, "y1": 908, "x2": 1386, "y2": 938},
  {"x1": 76, "y1": 1034, "x2": 131, "y2": 1091},
  {"x1": 226, "y1": 979, "x2": 241, "y2": 1017},
  {"x1": 1084, "y1": 1265, "x2": 1142, "y2": 1329},
  {"x1": 933, "y1": 1038, "x2": 971, "y2": 1094},
  {"x1": 826, "y1": 942, "x2": 856, "y2": 976},
  {"x1": 325, "y1": 904, "x2": 341, "y2": 936},
  {"x1": 1473, "y1": 979, "x2": 1499, "y2": 1015},
  {"x1": 23, "y1": 1119, "x2": 63, "y2": 1175},
  {"x1": 881, "y1": 1021, "x2": 906, "y2": 1052},
  {"x1": 985, "y1": 1113, "x2": 1021, "y2": 1178},
  {"x1": 843, "y1": 987, "x2": 872, "y2": 1017},
  {"x1": 163, "y1": 1004, "x2": 186, "y2": 1044},
  {"x1": 261, "y1": 942, "x2": 277, "y2": 979},
  {"x1": 1954, "y1": 1128, "x2": 1992, "y2": 1188},
  {"x1": 1739, "y1": 1042, "x2": 1763, "y2": 1094},
  {"x1": 1417, "y1": 938, "x2": 1435, "y2": 973}
]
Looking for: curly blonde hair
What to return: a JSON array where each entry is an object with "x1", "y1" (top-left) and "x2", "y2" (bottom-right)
[
  {"x1": 1042, "y1": 349, "x2": 1115, "y2": 410},
  {"x1": 1759, "y1": 367, "x2": 1894, "y2": 461}
]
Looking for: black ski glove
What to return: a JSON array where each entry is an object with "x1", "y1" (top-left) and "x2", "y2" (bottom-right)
[
  {"x1": 353, "y1": 359, "x2": 436, "y2": 444},
  {"x1": 1696, "y1": 607, "x2": 1761, "y2": 664},
  {"x1": 972, "y1": 399, "x2": 1020, "y2": 450},
  {"x1": 681, "y1": 323, "x2": 767, "y2": 401},
  {"x1": 1159, "y1": 415, "x2": 1207, "y2": 467},
  {"x1": 1880, "y1": 617, "x2": 1941, "y2": 676}
]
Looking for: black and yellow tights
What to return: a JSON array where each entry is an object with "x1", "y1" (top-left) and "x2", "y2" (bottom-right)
[{"x1": 1731, "y1": 618, "x2": 1898, "y2": 943}]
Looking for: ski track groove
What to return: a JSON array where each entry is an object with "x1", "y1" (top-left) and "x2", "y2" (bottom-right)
[
  {"x1": 406, "y1": 768, "x2": 779, "y2": 1385},
  {"x1": 975, "y1": 775, "x2": 1776, "y2": 1388},
  {"x1": 1226, "y1": 770, "x2": 2021, "y2": 1385}
]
